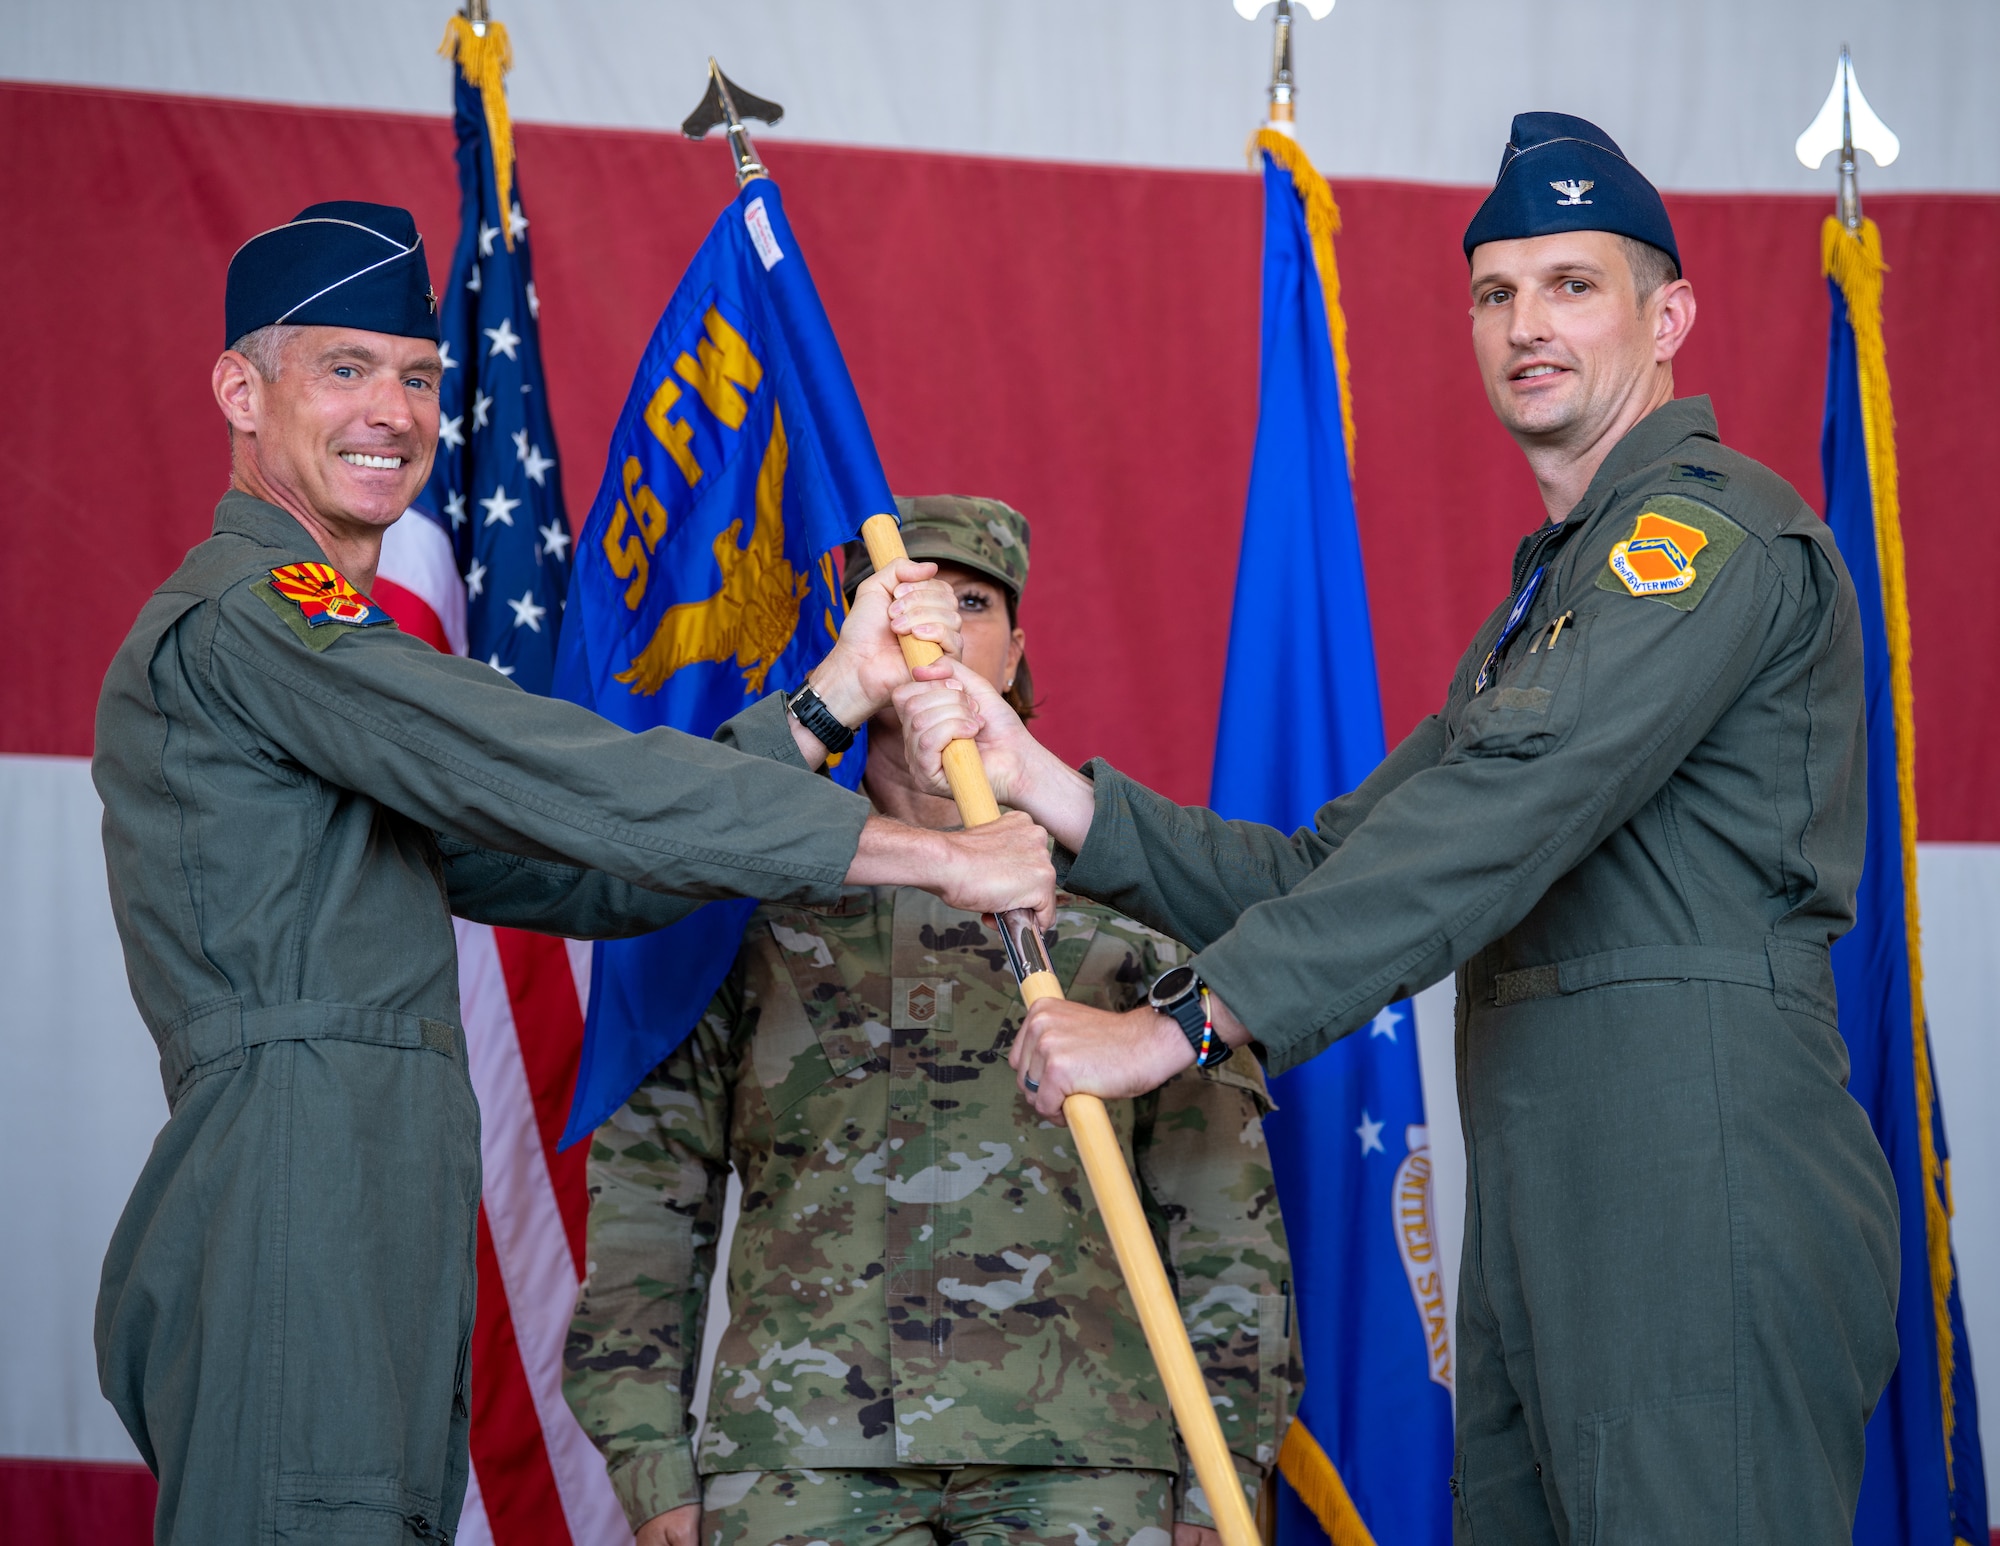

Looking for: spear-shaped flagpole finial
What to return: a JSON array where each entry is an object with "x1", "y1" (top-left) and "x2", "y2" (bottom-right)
[
  {"x1": 1232, "y1": 0, "x2": 1333, "y2": 133},
  {"x1": 1795, "y1": 44, "x2": 1900, "y2": 231},
  {"x1": 682, "y1": 59, "x2": 786, "y2": 188}
]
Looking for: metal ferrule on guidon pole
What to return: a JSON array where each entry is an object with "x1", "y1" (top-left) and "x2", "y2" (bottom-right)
[{"x1": 859, "y1": 512, "x2": 1262, "y2": 1546}]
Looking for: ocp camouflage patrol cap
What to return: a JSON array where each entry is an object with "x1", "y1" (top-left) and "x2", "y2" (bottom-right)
[{"x1": 842, "y1": 496, "x2": 1031, "y2": 602}]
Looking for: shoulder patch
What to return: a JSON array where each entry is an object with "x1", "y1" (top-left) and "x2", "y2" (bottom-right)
[
  {"x1": 1595, "y1": 494, "x2": 1748, "y2": 612},
  {"x1": 257, "y1": 562, "x2": 397, "y2": 651},
  {"x1": 1668, "y1": 462, "x2": 1731, "y2": 492}
]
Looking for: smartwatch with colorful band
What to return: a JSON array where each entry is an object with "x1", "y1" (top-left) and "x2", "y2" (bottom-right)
[{"x1": 1147, "y1": 964, "x2": 1232, "y2": 1069}]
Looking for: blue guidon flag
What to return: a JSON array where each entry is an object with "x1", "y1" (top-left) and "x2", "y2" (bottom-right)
[
  {"x1": 1819, "y1": 214, "x2": 1987, "y2": 1546},
  {"x1": 1209, "y1": 128, "x2": 1454, "y2": 1546},
  {"x1": 553, "y1": 176, "x2": 889, "y2": 1147},
  {"x1": 416, "y1": 27, "x2": 570, "y2": 690}
]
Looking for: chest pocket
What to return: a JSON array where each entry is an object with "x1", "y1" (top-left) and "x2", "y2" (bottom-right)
[
  {"x1": 751, "y1": 899, "x2": 891, "y2": 1117},
  {"x1": 1451, "y1": 608, "x2": 1594, "y2": 761}
]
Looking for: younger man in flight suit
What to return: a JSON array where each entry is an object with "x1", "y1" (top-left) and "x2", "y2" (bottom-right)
[{"x1": 898, "y1": 119, "x2": 1901, "y2": 1544}]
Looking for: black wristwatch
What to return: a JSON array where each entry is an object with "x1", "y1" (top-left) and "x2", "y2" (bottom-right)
[
  {"x1": 786, "y1": 681, "x2": 856, "y2": 754},
  {"x1": 1148, "y1": 964, "x2": 1231, "y2": 1069}
]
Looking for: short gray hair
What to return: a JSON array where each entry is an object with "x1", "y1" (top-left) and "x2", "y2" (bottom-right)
[
  {"x1": 229, "y1": 324, "x2": 303, "y2": 381},
  {"x1": 1620, "y1": 237, "x2": 1681, "y2": 310}
]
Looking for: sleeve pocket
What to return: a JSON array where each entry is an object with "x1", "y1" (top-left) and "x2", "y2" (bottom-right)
[
  {"x1": 1452, "y1": 610, "x2": 1593, "y2": 761},
  {"x1": 1254, "y1": 1288, "x2": 1296, "y2": 1467}
]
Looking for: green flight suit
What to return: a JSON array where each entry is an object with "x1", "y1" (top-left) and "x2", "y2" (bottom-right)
[
  {"x1": 91, "y1": 492, "x2": 871, "y2": 1545},
  {"x1": 1058, "y1": 400, "x2": 1900, "y2": 1544}
]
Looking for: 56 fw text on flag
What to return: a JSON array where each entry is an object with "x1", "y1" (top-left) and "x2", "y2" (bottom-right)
[{"x1": 551, "y1": 60, "x2": 1263, "y2": 1546}]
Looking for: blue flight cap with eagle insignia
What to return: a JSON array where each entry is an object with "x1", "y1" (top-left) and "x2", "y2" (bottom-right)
[
  {"x1": 224, "y1": 200, "x2": 439, "y2": 347},
  {"x1": 1462, "y1": 112, "x2": 1680, "y2": 274}
]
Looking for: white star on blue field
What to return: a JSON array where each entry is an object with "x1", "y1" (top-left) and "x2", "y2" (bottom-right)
[{"x1": 416, "y1": 69, "x2": 572, "y2": 693}]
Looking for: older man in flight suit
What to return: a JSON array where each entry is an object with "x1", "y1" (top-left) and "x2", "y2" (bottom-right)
[
  {"x1": 92, "y1": 202, "x2": 1054, "y2": 1545},
  {"x1": 896, "y1": 117, "x2": 1901, "y2": 1543}
]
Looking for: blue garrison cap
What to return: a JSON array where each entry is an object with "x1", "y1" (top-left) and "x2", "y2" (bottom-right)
[
  {"x1": 1463, "y1": 113, "x2": 1679, "y2": 274},
  {"x1": 224, "y1": 201, "x2": 438, "y2": 347}
]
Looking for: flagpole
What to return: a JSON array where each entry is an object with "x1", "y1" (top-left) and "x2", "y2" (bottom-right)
[
  {"x1": 684, "y1": 62, "x2": 1262, "y2": 1546},
  {"x1": 859, "y1": 517, "x2": 1262, "y2": 1546},
  {"x1": 1798, "y1": 50, "x2": 1978, "y2": 1528},
  {"x1": 1266, "y1": 0, "x2": 1295, "y2": 130}
]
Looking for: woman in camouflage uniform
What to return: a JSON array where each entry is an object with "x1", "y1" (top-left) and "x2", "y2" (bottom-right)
[{"x1": 565, "y1": 499, "x2": 1295, "y2": 1546}]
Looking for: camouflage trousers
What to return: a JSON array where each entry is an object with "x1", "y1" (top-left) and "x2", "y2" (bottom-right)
[{"x1": 699, "y1": 1465, "x2": 1177, "y2": 1545}]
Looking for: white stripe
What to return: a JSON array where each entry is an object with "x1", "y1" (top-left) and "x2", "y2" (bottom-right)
[
  {"x1": 457, "y1": 1457, "x2": 496, "y2": 1546},
  {"x1": 0, "y1": 754, "x2": 155, "y2": 1465},
  {"x1": 379, "y1": 508, "x2": 469, "y2": 655},
  {"x1": 3, "y1": 0, "x2": 1994, "y2": 192},
  {"x1": 1917, "y1": 839, "x2": 2000, "y2": 1483},
  {"x1": 456, "y1": 919, "x2": 628, "y2": 1544},
  {"x1": 1412, "y1": 843, "x2": 2000, "y2": 1511},
  {"x1": 1410, "y1": 975, "x2": 1462, "y2": 1377},
  {"x1": 565, "y1": 937, "x2": 593, "y2": 1014},
  {"x1": 4, "y1": 754, "x2": 1997, "y2": 1508}
]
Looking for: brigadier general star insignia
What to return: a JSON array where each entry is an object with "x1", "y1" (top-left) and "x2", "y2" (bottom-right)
[{"x1": 267, "y1": 562, "x2": 395, "y2": 628}]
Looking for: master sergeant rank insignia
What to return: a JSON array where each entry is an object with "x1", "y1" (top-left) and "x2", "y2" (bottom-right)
[{"x1": 1596, "y1": 494, "x2": 1748, "y2": 612}]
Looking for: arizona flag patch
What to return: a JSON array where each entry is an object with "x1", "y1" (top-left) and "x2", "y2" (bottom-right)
[
  {"x1": 267, "y1": 562, "x2": 393, "y2": 628},
  {"x1": 1597, "y1": 494, "x2": 1748, "y2": 612}
]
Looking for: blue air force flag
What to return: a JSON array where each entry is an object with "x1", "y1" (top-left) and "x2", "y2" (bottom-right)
[
  {"x1": 417, "y1": 53, "x2": 569, "y2": 691},
  {"x1": 1209, "y1": 135, "x2": 1454, "y2": 1546},
  {"x1": 554, "y1": 179, "x2": 887, "y2": 1146},
  {"x1": 1820, "y1": 218, "x2": 1987, "y2": 1546}
]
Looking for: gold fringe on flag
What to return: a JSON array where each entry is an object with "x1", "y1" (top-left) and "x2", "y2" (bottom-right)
[
  {"x1": 439, "y1": 15, "x2": 518, "y2": 250},
  {"x1": 1253, "y1": 128, "x2": 1357, "y2": 472},
  {"x1": 1255, "y1": 126, "x2": 1369, "y2": 1545},
  {"x1": 1823, "y1": 214, "x2": 1961, "y2": 1500},
  {"x1": 1277, "y1": 1419, "x2": 1379, "y2": 1546}
]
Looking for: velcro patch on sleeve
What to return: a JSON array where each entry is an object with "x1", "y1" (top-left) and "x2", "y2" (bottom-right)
[
  {"x1": 1595, "y1": 494, "x2": 1749, "y2": 612},
  {"x1": 257, "y1": 562, "x2": 398, "y2": 650},
  {"x1": 1668, "y1": 461, "x2": 1731, "y2": 492}
]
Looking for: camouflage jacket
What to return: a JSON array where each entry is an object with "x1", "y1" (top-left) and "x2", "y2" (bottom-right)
[{"x1": 564, "y1": 886, "x2": 1297, "y2": 1528}]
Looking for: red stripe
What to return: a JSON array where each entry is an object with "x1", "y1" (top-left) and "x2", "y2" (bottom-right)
[
  {"x1": 6, "y1": 83, "x2": 1996, "y2": 835},
  {"x1": 469, "y1": 1204, "x2": 576, "y2": 1546},
  {"x1": 373, "y1": 575, "x2": 450, "y2": 653},
  {"x1": 0, "y1": 1457, "x2": 155, "y2": 1546},
  {"x1": 492, "y1": 928, "x2": 591, "y2": 1273}
]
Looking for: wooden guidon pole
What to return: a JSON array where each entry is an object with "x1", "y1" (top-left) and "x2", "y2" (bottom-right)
[{"x1": 860, "y1": 514, "x2": 1260, "y2": 1546}]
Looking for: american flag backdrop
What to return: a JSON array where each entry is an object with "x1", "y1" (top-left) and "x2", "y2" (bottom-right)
[{"x1": 372, "y1": 20, "x2": 618, "y2": 1543}]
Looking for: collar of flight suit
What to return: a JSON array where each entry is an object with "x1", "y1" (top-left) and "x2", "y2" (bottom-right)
[
  {"x1": 1506, "y1": 396, "x2": 1722, "y2": 600},
  {"x1": 1563, "y1": 395, "x2": 1721, "y2": 527},
  {"x1": 212, "y1": 488, "x2": 338, "y2": 565}
]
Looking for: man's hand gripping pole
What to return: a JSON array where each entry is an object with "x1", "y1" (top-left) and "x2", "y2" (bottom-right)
[{"x1": 860, "y1": 515, "x2": 1261, "y2": 1546}]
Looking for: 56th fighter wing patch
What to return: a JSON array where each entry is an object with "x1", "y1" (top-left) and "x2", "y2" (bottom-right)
[
  {"x1": 257, "y1": 562, "x2": 397, "y2": 650},
  {"x1": 1595, "y1": 495, "x2": 1748, "y2": 611}
]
